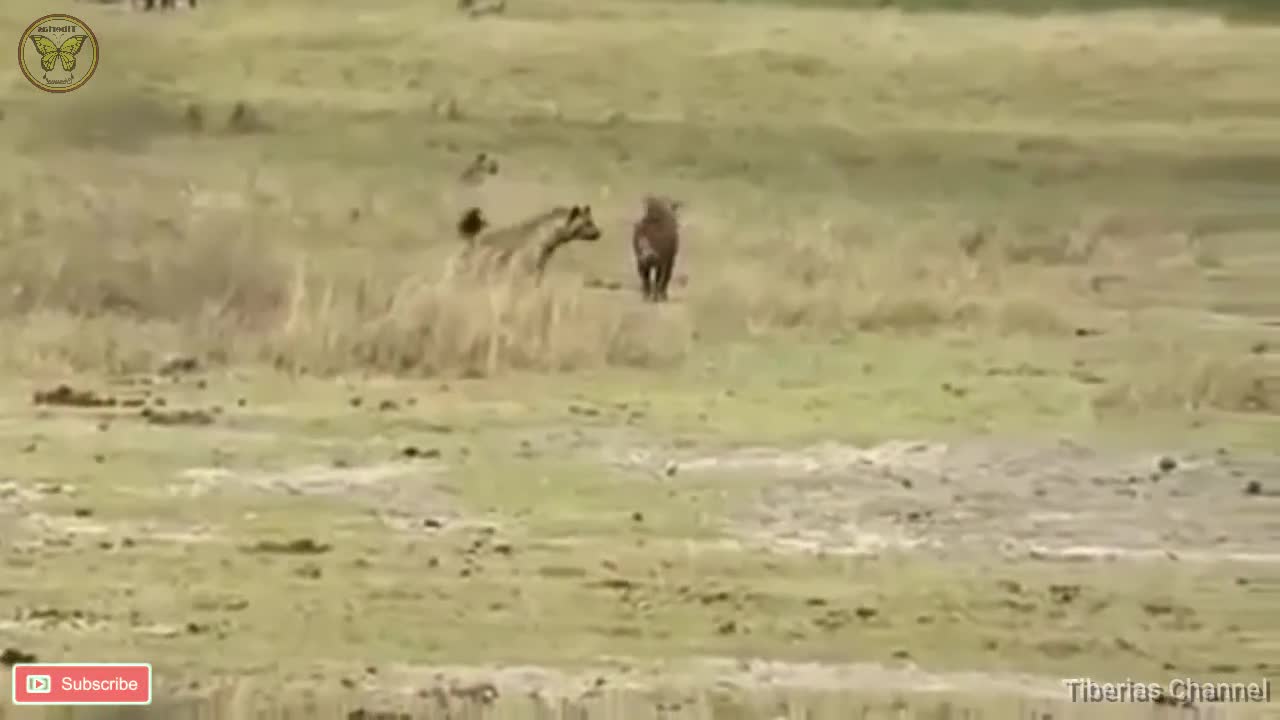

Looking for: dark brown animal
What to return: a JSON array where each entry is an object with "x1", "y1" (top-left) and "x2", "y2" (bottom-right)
[{"x1": 632, "y1": 195, "x2": 682, "y2": 302}]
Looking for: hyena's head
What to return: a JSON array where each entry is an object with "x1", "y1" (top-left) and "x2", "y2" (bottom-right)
[
  {"x1": 562, "y1": 205, "x2": 602, "y2": 242},
  {"x1": 642, "y1": 194, "x2": 683, "y2": 221}
]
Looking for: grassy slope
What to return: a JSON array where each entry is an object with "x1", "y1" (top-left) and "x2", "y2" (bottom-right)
[{"x1": 0, "y1": 0, "x2": 1278, "y2": 716}]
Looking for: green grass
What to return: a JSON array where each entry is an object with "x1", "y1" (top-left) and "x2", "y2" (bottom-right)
[
  {"x1": 2, "y1": 398, "x2": 1275, "y2": 673},
  {"x1": 2, "y1": 368, "x2": 1277, "y2": 718},
  {"x1": 0, "y1": 0, "x2": 1278, "y2": 716}
]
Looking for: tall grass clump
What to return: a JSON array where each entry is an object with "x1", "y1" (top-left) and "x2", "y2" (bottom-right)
[{"x1": 0, "y1": 185, "x2": 697, "y2": 377}]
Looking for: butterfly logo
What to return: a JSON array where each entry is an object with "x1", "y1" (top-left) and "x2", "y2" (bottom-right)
[{"x1": 28, "y1": 34, "x2": 89, "y2": 73}]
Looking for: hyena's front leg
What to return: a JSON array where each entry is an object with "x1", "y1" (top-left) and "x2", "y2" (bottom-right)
[
  {"x1": 655, "y1": 257, "x2": 676, "y2": 302},
  {"x1": 637, "y1": 259, "x2": 654, "y2": 301}
]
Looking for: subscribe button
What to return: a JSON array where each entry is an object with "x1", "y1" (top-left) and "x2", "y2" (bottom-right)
[{"x1": 11, "y1": 664, "x2": 152, "y2": 705}]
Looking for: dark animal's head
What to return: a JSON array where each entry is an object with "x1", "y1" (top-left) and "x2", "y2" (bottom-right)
[
  {"x1": 642, "y1": 195, "x2": 683, "y2": 221},
  {"x1": 562, "y1": 205, "x2": 602, "y2": 242},
  {"x1": 457, "y1": 207, "x2": 489, "y2": 240}
]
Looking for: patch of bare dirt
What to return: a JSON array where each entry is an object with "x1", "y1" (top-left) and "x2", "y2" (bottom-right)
[
  {"x1": 0, "y1": 607, "x2": 115, "y2": 634},
  {"x1": 177, "y1": 461, "x2": 470, "y2": 534},
  {"x1": 338, "y1": 657, "x2": 1066, "y2": 700},
  {"x1": 630, "y1": 440, "x2": 1280, "y2": 563},
  {"x1": 11, "y1": 514, "x2": 220, "y2": 551},
  {"x1": 0, "y1": 479, "x2": 218, "y2": 548},
  {"x1": 0, "y1": 606, "x2": 230, "y2": 641},
  {"x1": 0, "y1": 478, "x2": 76, "y2": 504},
  {"x1": 157, "y1": 657, "x2": 1275, "y2": 719},
  {"x1": 180, "y1": 462, "x2": 440, "y2": 497},
  {"x1": 132, "y1": 655, "x2": 1280, "y2": 717}
]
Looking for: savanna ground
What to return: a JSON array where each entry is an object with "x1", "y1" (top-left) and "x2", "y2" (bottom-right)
[{"x1": 0, "y1": 0, "x2": 1279, "y2": 717}]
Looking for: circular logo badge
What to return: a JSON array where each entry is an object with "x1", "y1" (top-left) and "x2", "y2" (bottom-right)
[{"x1": 18, "y1": 13, "x2": 99, "y2": 94}]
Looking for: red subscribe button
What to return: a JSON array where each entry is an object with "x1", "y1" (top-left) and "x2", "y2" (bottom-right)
[{"x1": 11, "y1": 663, "x2": 152, "y2": 705}]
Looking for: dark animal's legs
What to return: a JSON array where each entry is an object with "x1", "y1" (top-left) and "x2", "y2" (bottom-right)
[
  {"x1": 160, "y1": 0, "x2": 175, "y2": 9},
  {"x1": 655, "y1": 255, "x2": 676, "y2": 302},
  {"x1": 636, "y1": 259, "x2": 655, "y2": 301}
]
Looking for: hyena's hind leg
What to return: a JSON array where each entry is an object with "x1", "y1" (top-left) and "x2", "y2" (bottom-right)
[
  {"x1": 654, "y1": 256, "x2": 676, "y2": 302},
  {"x1": 636, "y1": 258, "x2": 654, "y2": 301}
]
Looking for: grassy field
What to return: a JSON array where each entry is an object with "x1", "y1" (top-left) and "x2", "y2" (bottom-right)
[{"x1": 0, "y1": 0, "x2": 1278, "y2": 717}]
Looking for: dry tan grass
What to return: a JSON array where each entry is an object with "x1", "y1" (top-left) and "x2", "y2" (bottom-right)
[
  {"x1": 1094, "y1": 344, "x2": 1279, "y2": 415},
  {"x1": 0, "y1": 168, "x2": 1272, "y2": 426},
  {"x1": 0, "y1": 175, "x2": 1101, "y2": 377}
]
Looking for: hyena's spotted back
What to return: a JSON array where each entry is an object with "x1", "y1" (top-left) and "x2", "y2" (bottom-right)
[{"x1": 450, "y1": 205, "x2": 602, "y2": 281}]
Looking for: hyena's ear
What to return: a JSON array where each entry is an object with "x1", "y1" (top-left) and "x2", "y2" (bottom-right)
[{"x1": 568, "y1": 205, "x2": 582, "y2": 219}]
